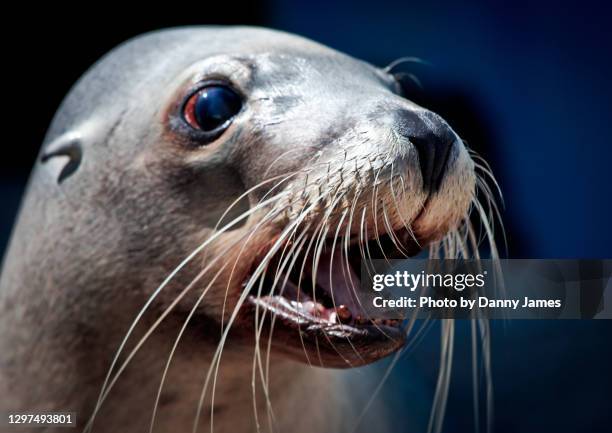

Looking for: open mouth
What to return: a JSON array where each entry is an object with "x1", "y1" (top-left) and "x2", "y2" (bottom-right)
[{"x1": 243, "y1": 226, "x2": 421, "y2": 367}]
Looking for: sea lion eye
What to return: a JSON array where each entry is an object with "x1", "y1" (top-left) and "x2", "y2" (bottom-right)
[{"x1": 183, "y1": 85, "x2": 242, "y2": 132}]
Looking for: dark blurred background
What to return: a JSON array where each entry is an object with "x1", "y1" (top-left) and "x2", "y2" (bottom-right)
[{"x1": 3, "y1": 1, "x2": 611, "y2": 432}]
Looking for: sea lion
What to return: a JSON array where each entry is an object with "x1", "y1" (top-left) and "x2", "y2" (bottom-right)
[{"x1": 0, "y1": 26, "x2": 491, "y2": 433}]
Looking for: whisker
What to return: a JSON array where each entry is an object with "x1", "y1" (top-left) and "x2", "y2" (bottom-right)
[
  {"x1": 148, "y1": 199, "x2": 293, "y2": 433},
  {"x1": 85, "y1": 184, "x2": 291, "y2": 432},
  {"x1": 194, "y1": 188, "x2": 334, "y2": 433}
]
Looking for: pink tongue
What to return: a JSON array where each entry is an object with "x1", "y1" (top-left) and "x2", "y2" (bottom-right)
[{"x1": 314, "y1": 247, "x2": 365, "y2": 317}]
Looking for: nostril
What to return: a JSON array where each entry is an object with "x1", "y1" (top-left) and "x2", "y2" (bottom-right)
[
  {"x1": 411, "y1": 137, "x2": 436, "y2": 191},
  {"x1": 395, "y1": 109, "x2": 456, "y2": 192}
]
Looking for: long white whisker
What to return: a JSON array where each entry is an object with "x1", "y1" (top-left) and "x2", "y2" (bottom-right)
[
  {"x1": 84, "y1": 188, "x2": 290, "y2": 432},
  {"x1": 195, "y1": 189, "x2": 332, "y2": 433}
]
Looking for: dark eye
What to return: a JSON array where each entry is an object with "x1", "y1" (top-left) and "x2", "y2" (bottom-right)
[{"x1": 183, "y1": 85, "x2": 242, "y2": 132}]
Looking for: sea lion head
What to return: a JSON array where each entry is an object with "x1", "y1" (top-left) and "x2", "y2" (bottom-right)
[{"x1": 18, "y1": 27, "x2": 476, "y2": 369}]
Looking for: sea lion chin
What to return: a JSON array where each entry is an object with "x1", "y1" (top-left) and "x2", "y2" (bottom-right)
[{"x1": 0, "y1": 26, "x2": 480, "y2": 431}]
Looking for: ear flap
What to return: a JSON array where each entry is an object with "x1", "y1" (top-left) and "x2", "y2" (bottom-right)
[{"x1": 40, "y1": 132, "x2": 83, "y2": 184}]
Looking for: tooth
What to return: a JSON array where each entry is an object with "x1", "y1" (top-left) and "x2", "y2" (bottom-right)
[{"x1": 336, "y1": 305, "x2": 352, "y2": 322}]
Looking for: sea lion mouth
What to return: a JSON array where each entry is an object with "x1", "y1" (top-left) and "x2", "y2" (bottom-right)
[{"x1": 242, "y1": 226, "x2": 421, "y2": 367}]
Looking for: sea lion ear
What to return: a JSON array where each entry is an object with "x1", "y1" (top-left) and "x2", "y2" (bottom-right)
[{"x1": 40, "y1": 132, "x2": 83, "y2": 184}]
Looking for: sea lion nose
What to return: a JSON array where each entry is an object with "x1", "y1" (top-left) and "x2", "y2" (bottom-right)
[{"x1": 395, "y1": 109, "x2": 456, "y2": 192}]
